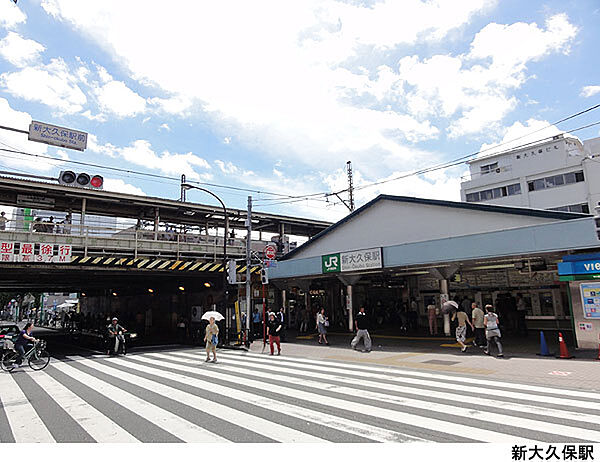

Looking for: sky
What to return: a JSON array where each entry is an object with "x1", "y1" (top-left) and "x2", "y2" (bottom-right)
[{"x1": 0, "y1": 0, "x2": 599, "y2": 222}]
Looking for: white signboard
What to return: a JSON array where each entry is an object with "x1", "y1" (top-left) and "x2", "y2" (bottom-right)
[
  {"x1": 28, "y1": 120, "x2": 87, "y2": 151},
  {"x1": 0, "y1": 241, "x2": 72, "y2": 263},
  {"x1": 340, "y1": 247, "x2": 382, "y2": 272}
]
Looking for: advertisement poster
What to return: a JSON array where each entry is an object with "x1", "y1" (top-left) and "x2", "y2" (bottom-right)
[{"x1": 579, "y1": 282, "x2": 600, "y2": 319}]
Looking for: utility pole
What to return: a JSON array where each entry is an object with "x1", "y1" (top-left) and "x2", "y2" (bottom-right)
[
  {"x1": 346, "y1": 160, "x2": 355, "y2": 212},
  {"x1": 180, "y1": 174, "x2": 186, "y2": 201},
  {"x1": 245, "y1": 196, "x2": 252, "y2": 334}
]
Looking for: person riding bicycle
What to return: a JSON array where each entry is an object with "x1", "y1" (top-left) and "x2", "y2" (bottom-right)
[
  {"x1": 106, "y1": 317, "x2": 127, "y2": 355},
  {"x1": 15, "y1": 322, "x2": 38, "y2": 367}
]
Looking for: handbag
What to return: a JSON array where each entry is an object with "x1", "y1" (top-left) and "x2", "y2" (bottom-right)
[
  {"x1": 211, "y1": 334, "x2": 218, "y2": 345},
  {"x1": 324, "y1": 319, "x2": 329, "y2": 327}
]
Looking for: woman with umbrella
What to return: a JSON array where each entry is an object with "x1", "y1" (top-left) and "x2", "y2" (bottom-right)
[{"x1": 202, "y1": 310, "x2": 223, "y2": 363}]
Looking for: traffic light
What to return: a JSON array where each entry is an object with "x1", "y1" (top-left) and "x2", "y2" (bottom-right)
[
  {"x1": 226, "y1": 260, "x2": 237, "y2": 284},
  {"x1": 261, "y1": 267, "x2": 269, "y2": 285},
  {"x1": 59, "y1": 171, "x2": 103, "y2": 190}
]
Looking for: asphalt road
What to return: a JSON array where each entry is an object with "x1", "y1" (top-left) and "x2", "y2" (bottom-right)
[{"x1": 2, "y1": 346, "x2": 600, "y2": 443}]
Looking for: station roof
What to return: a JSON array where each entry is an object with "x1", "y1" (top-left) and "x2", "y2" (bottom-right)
[
  {"x1": 282, "y1": 194, "x2": 590, "y2": 260},
  {"x1": 0, "y1": 176, "x2": 331, "y2": 236}
]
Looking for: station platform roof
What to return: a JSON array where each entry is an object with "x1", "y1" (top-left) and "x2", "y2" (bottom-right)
[{"x1": 0, "y1": 176, "x2": 331, "y2": 237}]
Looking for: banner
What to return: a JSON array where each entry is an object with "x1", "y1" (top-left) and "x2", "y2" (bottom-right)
[{"x1": 0, "y1": 241, "x2": 72, "y2": 263}]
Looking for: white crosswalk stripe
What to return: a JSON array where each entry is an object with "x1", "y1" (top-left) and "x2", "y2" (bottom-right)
[
  {"x1": 51, "y1": 360, "x2": 226, "y2": 442},
  {"x1": 0, "y1": 372, "x2": 55, "y2": 443},
  {"x1": 1, "y1": 348, "x2": 599, "y2": 443},
  {"x1": 31, "y1": 371, "x2": 139, "y2": 443},
  {"x1": 65, "y1": 355, "x2": 326, "y2": 443},
  {"x1": 188, "y1": 351, "x2": 600, "y2": 426},
  {"x1": 116, "y1": 354, "x2": 422, "y2": 443},
  {"x1": 169, "y1": 352, "x2": 600, "y2": 441}
]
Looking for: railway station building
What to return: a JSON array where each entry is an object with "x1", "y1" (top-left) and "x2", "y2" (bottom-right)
[{"x1": 267, "y1": 195, "x2": 600, "y2": 349}]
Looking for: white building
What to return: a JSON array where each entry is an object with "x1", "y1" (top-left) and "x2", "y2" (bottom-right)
[{"x1": 460, "y1": 134, "x2": 600, "y2": 214}]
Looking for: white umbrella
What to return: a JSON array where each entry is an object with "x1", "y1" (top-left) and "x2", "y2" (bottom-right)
[
  {"x1": 442, "y1": 300, "x2": 458, "y2": 314},
  {"x1": 201, "y1": 310, "x2": 224, "y2": 321}
]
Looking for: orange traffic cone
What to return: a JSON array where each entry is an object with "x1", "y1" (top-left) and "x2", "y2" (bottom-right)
[{"x1": 557, "y1": 332, "x2": 574, "y2": 359}]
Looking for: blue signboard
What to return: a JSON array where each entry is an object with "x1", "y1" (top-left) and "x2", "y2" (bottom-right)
[{"x1": 558, "y1": 260, "x2": 600, "y2": 276}]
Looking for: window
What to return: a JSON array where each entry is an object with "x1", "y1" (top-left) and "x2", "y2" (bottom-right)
[
  {"x1": 528, "y1": 171, "x2": 584, "y2": 191},
  {"x1": 507, "y1": 183, "x2": 521, "y2": 195},
  {"x1": 480, "y1": 189, "x2": 493, "y2": 201},
  {"x1": 465, "y1": 183, "x2": 521, "y2": 202},
  {"x1": 538, "y1": 292, "x2": 555, "y2": 316},
  {"x1": 548, "y1": 203, "x2": 590, "y2": 214},
  {"x1": 480, "y1": 162, "x2": 498, "y2": 174}
]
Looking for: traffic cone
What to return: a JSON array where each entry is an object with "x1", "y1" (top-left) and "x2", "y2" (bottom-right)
[
  {"x1": 556, "y1": 332, "x2": 574, "y2": 359},
  {"x1": 536, "y1": 331, "x2": 552, "y2": 357}
]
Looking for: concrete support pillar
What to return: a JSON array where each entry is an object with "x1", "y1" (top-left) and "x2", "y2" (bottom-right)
[
  {"x1": 440, "y1": 279, "x2": 451, "y2": 336},
  {"x1": 80, "y1": 197, "x2": 86, "y2": 232},
  {"x1": 347, "y1": 285, "x2": 354, "y2": 332},
  {"x1": 282, "y1": 289, "x2": 288, "y2": 327},
  {"x1": 153, "y1": 207, "x2": 159, "y2": 241}
]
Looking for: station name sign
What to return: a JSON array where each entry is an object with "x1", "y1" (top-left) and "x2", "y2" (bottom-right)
[
  {"x1": 322, "y1": 247, "x2": 382, "y2": 274},
  {"x1": 28, "y1": 120, "x2": 87, "y2": 152},
  {"x1": 0, "y1": 241, "x2": 72, "y2": 263}
]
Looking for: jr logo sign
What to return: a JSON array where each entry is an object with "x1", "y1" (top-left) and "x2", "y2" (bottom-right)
[{"x1": 322, "y1": 253, "x2": 341, "y2": 273}]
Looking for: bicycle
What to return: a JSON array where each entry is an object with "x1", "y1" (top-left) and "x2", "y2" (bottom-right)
[{"x1": 1, "y1": 339, "x2": 50, "y2": 372}]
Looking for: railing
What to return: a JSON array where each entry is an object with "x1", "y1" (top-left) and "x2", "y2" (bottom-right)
[
  {"x1": 460, "y1": 165, "x2": 513, "y2": 182},
  {"x1": 0, "y1": 222, "x2": 247, "y2": 261}
]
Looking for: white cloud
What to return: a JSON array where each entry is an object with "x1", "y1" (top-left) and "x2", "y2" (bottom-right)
[
  {"x1": 581, "y1": 85, "x2": 600, "y2": 98},
  {"x1": 94, "y1": 79, "x2": 147, "y2": 117},
  {"x1": 0, "y1": 32, "x2": 45, "y2": 67},
  {"x1": 392, "y1": 14, "x2": 578, "y2": 139},
  {"x1": 38, "y1": 0, "x2": 497, "y2": 173},
  {"x1": 0, "y1": 1, "x2": 26, "y2": 29},
  {"x1": 0, "y1": 58, "x2": 87, "y2": 114},
  {"x1": 90, "y1": 138, "x2": 212, "y2": 181},
  {"x1": 159, "y1": 123, "x2": 170, "y2": 132},
  {"x1": 223, "y1": 137, "x2": 231, "y2": 145},
  {"x1": 0, "y1": 97, "x2": 69, "y2": 172},
  {"x1": 103, "y1": 178, "x2": 146, "y2": 196},
  {"x1": 478, "y1": 119, "x2": 564, "y2": 157}
]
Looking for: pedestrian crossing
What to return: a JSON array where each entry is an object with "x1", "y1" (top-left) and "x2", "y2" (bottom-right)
[{"x1": 1, "y1": 348, "x2": 600, "y2": 443}]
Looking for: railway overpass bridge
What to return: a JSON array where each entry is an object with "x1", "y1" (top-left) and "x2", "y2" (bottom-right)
[{"x1": 0, "y1": 176, "x2": 331, "y2": 340}]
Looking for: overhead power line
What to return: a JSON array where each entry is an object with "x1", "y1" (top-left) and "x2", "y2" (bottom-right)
[{"x1": 0, "y1": 102, "x2": 598, "y2": 207}]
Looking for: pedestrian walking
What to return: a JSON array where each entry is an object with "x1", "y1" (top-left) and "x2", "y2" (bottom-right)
[
  {"x1": 350, "y1": 306, "x2": 371, "y2": 352},
  {"x1": 471, "y1": 302, "x2": 486, "y2": 349},
  {"x1": 0, "y1": 211, "x2": 10, "y2": 231},
  {"x1": 483, "y1": 305, "x2": 503, "y2": 357},
  {"x1": 316, "y1": 308, "x2": 329, "y2": 345},
  {"x1": 204, "y1": 316, "x2": 219, "y2": 363},
  {"x1": 427, "y1": 303, "x2": 438, "y2": 335},
  {"x1": 452, "y1": 308, "x2": 474, "y2": 352},
  {"x1": 267, "y1": 312, "x2": 282, "y2": 355}
]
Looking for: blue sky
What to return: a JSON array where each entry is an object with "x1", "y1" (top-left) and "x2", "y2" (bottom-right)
[{"x1": 0, "y1": 0, "x2": 599, "y2": 221}]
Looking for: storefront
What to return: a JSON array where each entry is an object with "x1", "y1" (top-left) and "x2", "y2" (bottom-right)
[
  {"x1": 268, "y1": 195, "x2": 600, "y2": 342},
  {"x1": 558, "y1": 253, "x2": 600, "y2": 348}
]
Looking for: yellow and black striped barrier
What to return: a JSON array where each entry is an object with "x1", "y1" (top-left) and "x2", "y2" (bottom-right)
[{"x1": 68, "y1": 256, "x2": 260, "y2": 273}]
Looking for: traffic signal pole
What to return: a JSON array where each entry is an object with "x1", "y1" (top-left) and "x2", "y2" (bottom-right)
[
  {"x1": 245, "y1": 196, "x2": 252, "y2": 335},
  {"x1": 262, "y1": 282, "x2": 267, "y2": 347}
]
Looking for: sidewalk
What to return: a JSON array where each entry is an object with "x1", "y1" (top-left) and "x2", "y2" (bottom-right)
[{"x1": 250, "y1": 331, "x2": 600, "y2": 391}]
